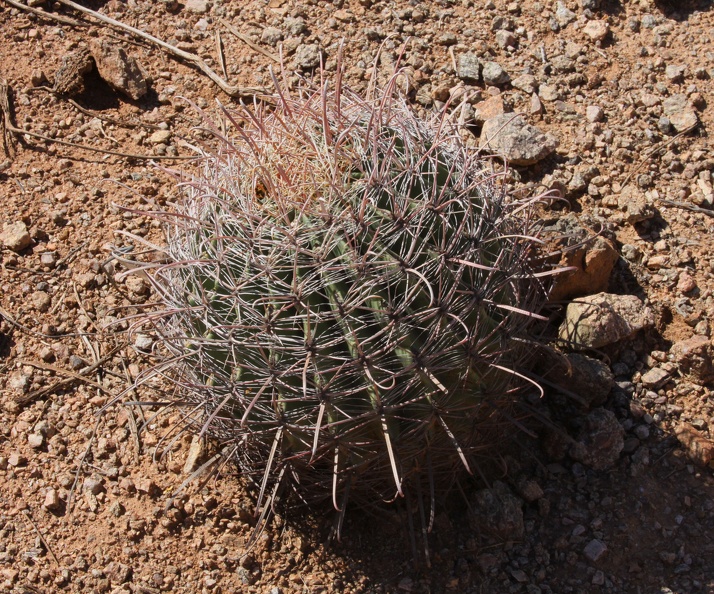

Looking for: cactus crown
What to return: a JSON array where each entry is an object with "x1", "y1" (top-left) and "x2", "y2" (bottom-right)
[{"x1": 134, "y1": 71, "x2": 548, "y2": 522}]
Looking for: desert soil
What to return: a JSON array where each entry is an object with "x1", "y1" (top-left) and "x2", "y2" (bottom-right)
[{"x1": 1, "y1": 0, "x2": 713, "y2": 593}]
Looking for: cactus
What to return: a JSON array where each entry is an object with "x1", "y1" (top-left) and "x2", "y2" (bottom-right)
[{"x1": 131, "y1": 71, "x2": 549, "y2": 522}]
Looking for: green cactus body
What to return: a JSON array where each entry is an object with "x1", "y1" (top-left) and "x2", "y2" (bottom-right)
[{"x1": 143, "y1": 74, "x2": 547, "y2": 513}]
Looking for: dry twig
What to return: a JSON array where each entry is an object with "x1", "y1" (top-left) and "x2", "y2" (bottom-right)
[
  {"x1": 16, "y1": 343, "x2": 125, "y2": 407},
  {"x1": 21, "y1": 510, "x2": 61, "y2": 566},
  {"x1": 621, "y1": 124, "x2": 698, "y2": 188},
  {"x1": 221, "y1": 20, "x2": 280, "y2": 63},
  {"x1": 8, "y1": 119, "x2": 194, "y2": 160},
  {"x1": 658, "y1": 198, "x2": 714, "y2": 217},
  {"x1": 1, "y1": 0, "x2": 84, "y2": 27},
  {"x1": 216, "y1": 30, "x2": 228, "y2": 79}
]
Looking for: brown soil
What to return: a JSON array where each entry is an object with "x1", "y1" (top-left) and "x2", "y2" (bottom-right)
[{"x1": 1, "y1": 1, "x2": 713, "y2": 593}]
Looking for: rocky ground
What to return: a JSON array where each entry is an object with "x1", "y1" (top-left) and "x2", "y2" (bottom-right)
[{"x1": 1, "y1": 0, "x2": 713, "y2": 592}]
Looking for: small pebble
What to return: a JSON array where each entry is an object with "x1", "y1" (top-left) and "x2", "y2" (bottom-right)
[
  {"x1": 28, "y1": 433, "x2": 44, "y2": 449},
  {"x1": 43, "y1": 488, "x2": 61, "y2": 511},
  {"x1": 584, "y1": 538, "x2": 608, "y2": 562},
  {"x1": 586, "y1": 105, "x2": 604, "y2": 123},
  {"x1": 8, "y1": 453, "x2": 27, "y2": 467},
  {"x1": 677, "y1": 272, "x2": 697, "y2": 293},
  {"x1": 583, "y1": 20, "x2": 609, "y2": 42}
]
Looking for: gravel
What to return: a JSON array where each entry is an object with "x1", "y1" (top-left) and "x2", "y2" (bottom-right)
[{"x1": 0, "y1": 1, "x2": 713, "y2": 592}]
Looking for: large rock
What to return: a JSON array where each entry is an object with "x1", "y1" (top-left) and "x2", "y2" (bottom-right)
[
  {"x1": 89, "y1": 38, "x2": 147, "y2": 100},
  {"x1": 569, "y1": 408, "x2": 624, "y2": 470},
  {"x1": 549, "y1": 237, "x2": 618, "y2": 302},
  {"x1": 542, "y1": 214, "x2": 618, "y2": 302},
  {"x1": 479, "y1": 114, "x2": 558, "y2": 166},
  {"x1": 1, "y1": 221, "x2": 31, "y2": 251},
  {"x1": 469, "y1": 481, "x2": 524, "y2": 541},
  {"x1": 670, "y1": 335, "x2": 714, "y2": 382},
  {"x1": 559, "y1": 292, "x2": 654, "y2": 349}
]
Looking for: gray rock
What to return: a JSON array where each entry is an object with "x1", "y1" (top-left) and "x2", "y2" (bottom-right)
[
  {"x1": 7, "y1": 370, "x2": 31, "y2": 392},
  {"x1": 457, "y1": 53, "x2": 481, "y2": 84},
  {"x1": 89, "y1": 38, "x2": 147, "y2": 100},
  {"x1": 294, "y1": 44, "x2": 321, "y2": 70},
  {"x1": 284, "y1": 17, "x2": 307, "y2": 36},
  {"x1": 570, "y1": 408, "x2": 624, "y2": 470},
  {"x1": 482, "y1": 61, "x2": 510, "y2": 86},
  {"x1": 511, "y1": 74, "x2": 537, "y2": 95},
  {"x1": 665, "y1": 64, "x2": 685, "y2": 83},
  {"x1": 261, "y1": 27, "x2": 283, "y2": 46},
  {"x1": 669, "y1": 110, "x2": 699, "y2": 133},
  {"x1": 538, "y1": 84, "x2": 560, "y2": 102},
  {"x1": 495, "y1": 30, "x2": 517, "y2": 49},
  {"x1": 479, "y1": 114, "x2": 558, "y2": 166},
  {"x1": 584, "y1": 538, "x2": 608, "y2": 562},
  {"x1": 82, "y1": 475, "x2": 105, "y2": 495},
  {"x1": 555, "y1": 2, "x2": 576, "y2": 27},
  {"x1": 634, "y1": 425, "x2": 650, "y2": 440},
  {"x1": 662, "y1": 94, "x2": 699, "y2": 132},
  {"x1": 469, "y1": 481, "x2": 524, "y2": 541},
  {"x1": 28, "y1": 433, "x2": 44, "y2": 449},
  {"x1": 559, "y1": 292, "x2": 654, "y2": 349},
  {"x1": 134, "y1": 334, "x2": 154, "y2": 351},
  {"x1": 585, "y1": 105, "x2": 604, "y2": 123},
  {"x1": 149, "y1": 130, "x2": 171, "y2": 144},
  {"x1": 1, "y1": 221, "x2": 32, "y2": 251},
  {"x1": 640, "y1": 367, "x2": 669, "y2": 389},
  {"x1": 40, "y1": 252, "x2": 57, "y2": 267}
]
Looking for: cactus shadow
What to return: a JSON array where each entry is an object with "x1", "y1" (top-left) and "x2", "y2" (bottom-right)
[{"x1": 653, "y1": 0, "x2": 713, "y2": 19}]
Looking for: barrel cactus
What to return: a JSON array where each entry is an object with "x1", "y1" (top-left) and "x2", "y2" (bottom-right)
[{"x1": 130, "y1": 72, "x2": 549, "y2": 522}]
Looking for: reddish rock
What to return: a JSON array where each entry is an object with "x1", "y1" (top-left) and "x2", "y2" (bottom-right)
[
  {"x1": 675, "y1": 423, "x2": 714, "y2": 467},
  {"x1": 670, "y1": 335, "x2": 714, "y2": 381},
  {"x1": 89, "y1": 38, "x2": 147, "y2": 100}
]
